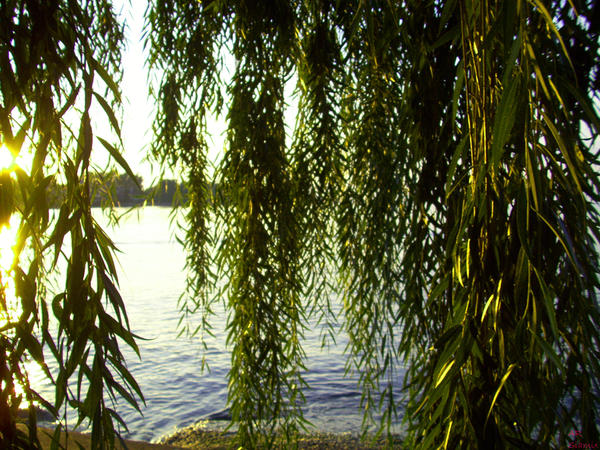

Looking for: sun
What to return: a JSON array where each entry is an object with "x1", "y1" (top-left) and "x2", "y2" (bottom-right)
[
  {"x1": 0, "y1": 215, "x2": 17, "y2": 271},
  {"x1": 0, "y1": 144, "x2": 16, "y2": 170},
  {"x1": 0, "y1": 143, "x2": 34, "y2": 173},
  {"x1": 0, "y1": 142, "x2": 34, "y2": 272},
  {"x1": 0, "y1": 144, "x2": 18, "y2": 272},
  {"x1": 0, "y1": 144, "x2": 27, "y2": 325},
  {"x1": 0, "y1": 215, "x2": 20, "y2": 329}
]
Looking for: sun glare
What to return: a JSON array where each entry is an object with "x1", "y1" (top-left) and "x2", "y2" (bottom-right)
[
  {"x1": 0, "y1": 213, "x2": 20, "y2": 320},
  {"x1": 0, "y1": 143, "x2": 34, "y2": 173},
  {"x1": 0, "y1": 145, "x2": 15, "y2": 170},
  {"x1": 0, "y1": 180, "x2": 44, "y2": 404},
  {"x1": 0, "y1": 144, "x2": 24, "y2": 328},
  {"x1": 0, "y1": 216, "x2": 18, "y2": 271}
]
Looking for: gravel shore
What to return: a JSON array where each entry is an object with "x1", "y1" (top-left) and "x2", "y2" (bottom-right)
[
  {"x1": 159, "y1": 424, "x2": 403, "y2": 449},
  {"x1": 15, "y1": 424, "x2": 402, "y2": 449},
  {"x1": 17, "y1": 411, "x2": 403, "y2": 448}
]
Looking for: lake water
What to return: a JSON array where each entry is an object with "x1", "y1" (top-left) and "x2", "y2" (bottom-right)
[{"x1": 27, "y1": 207, "x2": 405, "y2": 443}]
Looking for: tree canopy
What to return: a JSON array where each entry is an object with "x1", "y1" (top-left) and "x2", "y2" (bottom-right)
[{"x1": 2, "y1": 0, "x2": 600, "y2": 448}]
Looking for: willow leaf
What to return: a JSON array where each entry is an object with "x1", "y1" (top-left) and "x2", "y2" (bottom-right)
[
  {"x1": 93, "y1": 91, "x2": 122, "y2": 137},
  {"x1": 541, "y1": 111, "x2": 582, "y2": 194},
  {"x1": 435, "y1": 360, "x2": 456, "y2": 389},
  {"x1": 533, "y1": 267, "x2": 559, "y2": 342},
  {"x1": 97, "y1": 137, "x2": 142, "y2": 190},
  {"x1": 528, "y1": 0, "x2": 575, "y2": 76},
  {"x1": 490, "y1": 75, "x2": 520, "y2": 168},
  {"x1": 485, "y1": 363, "x2": 517, "y2": 425}
]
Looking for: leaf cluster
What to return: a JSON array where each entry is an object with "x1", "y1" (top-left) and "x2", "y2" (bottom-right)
[
  {"x1": 1, "y1": 1, "x2": 144, "y2": 448},
  {"x1": 146, "y1": 0, "x2": 600, "y2": 447}
]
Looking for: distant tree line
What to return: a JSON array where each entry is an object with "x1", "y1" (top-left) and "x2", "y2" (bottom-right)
[{"x1": 47, "y1": 171, "x2": 221, "y2": 208}]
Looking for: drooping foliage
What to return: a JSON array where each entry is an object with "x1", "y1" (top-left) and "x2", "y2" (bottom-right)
[
  {"x1": 0, "y1": 1, "x2": 142, "y2": 448},
  {"x1": 148, "y1": 0, "x2": 600, "y2": 448},
  {"x1": 2, "y1": 0, "x2": 599, "y2": 448}
]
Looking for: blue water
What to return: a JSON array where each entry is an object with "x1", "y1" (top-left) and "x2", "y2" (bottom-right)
[{"x1": 28, "y1": 207, "x2": 405, "y2": 442}]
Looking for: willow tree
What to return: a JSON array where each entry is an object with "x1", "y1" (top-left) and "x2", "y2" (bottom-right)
[
  {"x1": 2, "y1": 0, "x2": 599, "y2": 448},
  {"x1": 0, "y1": 1, "x2": 142, "y2": 448},
  {"x1": 149, "y1": 0, "x2": 600, "y2": 448}
]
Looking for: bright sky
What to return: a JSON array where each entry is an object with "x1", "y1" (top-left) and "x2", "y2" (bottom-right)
[
  {"x1": 115, "y1": 0, "x2": 158, "y2": 185},
  {"x1": 1, "y1": 2, "x2": 293, "y2": 188},
  {"x1": 0, "y1": 2, "x2": 158, "y2": 185},
  {"x1": 115, "y1": 0, "x2": 229, "y2": 187},
  {"x1": 114, "y1": 1, "x2": 297, "y2": 188}
]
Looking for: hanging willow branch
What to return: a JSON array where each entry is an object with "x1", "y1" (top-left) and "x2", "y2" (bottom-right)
[
  {"x1": 1, "y1": 1, "x2": 143, "y2": 448},
  {"x1": 148, "y1": 0, "x2": 600, "y2": 447}
]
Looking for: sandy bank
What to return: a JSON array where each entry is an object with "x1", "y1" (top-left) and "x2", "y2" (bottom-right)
[{"x1": 16, "y1": 424, "x2": 183, "y2": 450}]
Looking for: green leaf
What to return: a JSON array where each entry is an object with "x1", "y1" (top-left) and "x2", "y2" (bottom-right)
[
  {"x1": 98, "y1": 310, "x2": 140, "y2": 356},
  {"x1": 528, "y1": 0, "x2": 575, "y2": 76},
  {"x1": 93, "y1": 91, "x2": 121, "y2": 137},
  {"x1": 445, "y1": 135, "x2": 468, "y2": 198},
  {"x1": 501, "y1": 31, "x2": 522, "y2": 87},
  {"x1": 419, "y1": 422, "x2": 442, "y2": 450},
  {"x1": 485, "y1": 363, "x2": 517, "y2": 425},
  {"x1": 435, "y1": 359, "x2": 456, "y2": 389},
  {"x1": 516, "y1": 185, "x2": 533, "y2": 261},
  {"x1": 438, "y1": 0, "x2": 458, "y2": 32},
  {"x1": 10, "y1": 117, "x2": 32, "y2": 153},
  {"x1": 77, "y1": 113, "x2": 93, "y2": 168},
  {"x1": 100, "y1": 271, "x2": 129, "y2": 329},
  {"x1": 532, "y1": 332, "x2": 565, "y2": 374},
  {"x1": 50, "y1": 425, "x2": 62, "y2": 450},
  {"x1": 91, "y1": 57, "x2": 122, "y2": 102},
  {"x1": 435, "y1": 325, "x2": 462, "y2": 351},
  {"x1": 97, "y1": 137, "x2": 142, "y2": 190},
  {"x1": 532, "y1": 208, "x2": 582, "y2": 275},
  {"x1": 490, "y1": 74, "x2": 520, "y2": 168},
  {"x1": 541, "y1": 111, "x2": 582, "y2": 194},
  {"x1": 533, "y1": 267, "x2": 560, "y2": 343}
]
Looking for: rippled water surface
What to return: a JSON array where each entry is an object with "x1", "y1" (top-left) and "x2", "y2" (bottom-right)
[{"x1": 31, "y1": 207, "x2": 405, "y2": 442}]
